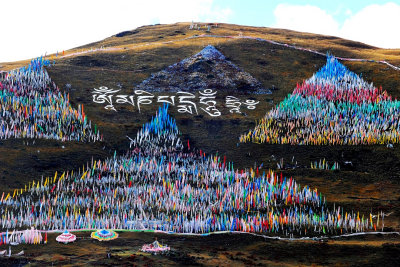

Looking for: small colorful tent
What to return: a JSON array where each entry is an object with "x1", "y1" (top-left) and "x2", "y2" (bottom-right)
[
  {"x1": 56, "y1": 230, "x2": 76, "y2": 244},
  {"x1": 91, "y1": 229, "x2": 118, "y2": 241},
  {"x1": 141, "y1": 240, "x2": 170, "y2": 253}
]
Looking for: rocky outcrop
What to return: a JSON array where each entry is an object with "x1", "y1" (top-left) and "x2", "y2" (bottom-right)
[{"x1": 135, "y1": 45, "x2": 270, "y2": 94}]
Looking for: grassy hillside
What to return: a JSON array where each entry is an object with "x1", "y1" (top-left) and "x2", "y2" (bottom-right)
[{"x1": 0, "y1": 22, "x2": 399, "y2": 231}]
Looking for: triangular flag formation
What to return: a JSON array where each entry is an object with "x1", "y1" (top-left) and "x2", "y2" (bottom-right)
[
  {"x1": 0, "y1": 57, "x2": 101, "y2": 142},
  {"x1": 241, "y1": 55, "x2": 399, "y2": 145},
  {"x1": 0, "y1": 104, "x2": 381, "y2": 237}
]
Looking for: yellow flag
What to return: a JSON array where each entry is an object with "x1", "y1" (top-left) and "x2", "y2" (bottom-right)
[
  {"x1": 60, "y1": 172, "x2": 65, "y2": 181},
  {"x1": 81, "y1": 170, "x2": 88, "y2": 180}
]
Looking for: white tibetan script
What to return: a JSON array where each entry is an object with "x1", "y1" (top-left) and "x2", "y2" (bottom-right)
[{"x1": 92, "y1": 86, "x2": 259, "y2": 117}]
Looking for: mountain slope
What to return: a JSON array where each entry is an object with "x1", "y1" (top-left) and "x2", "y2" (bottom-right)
[
  {"x1": 0, "y1": 23, "x2": 398, "y2": 231},
  {"x1": 0, "y1": 22, "x2": 399, "y2": 266}
]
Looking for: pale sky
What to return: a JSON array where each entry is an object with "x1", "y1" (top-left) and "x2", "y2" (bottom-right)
[{"x1": 1, "y1": 0, "x2": 399, "y2": 63}]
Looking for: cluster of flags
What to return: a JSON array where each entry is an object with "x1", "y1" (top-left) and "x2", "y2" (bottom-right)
[
  {"x1": 0, "y1": 228, "x2": 44, "y2": 245},
  {"x1": 0, "y1": 105, "x2": 382, "y2": 237},
  {"x1": 310, "y1": 159, "x2": 340, "y2": 170},
  {"x1": 240, "y1": 56, "x2": 400, "y2": 145},
  {"x1": 0, "y1": 57, "x2": 101, "y2": 142}
]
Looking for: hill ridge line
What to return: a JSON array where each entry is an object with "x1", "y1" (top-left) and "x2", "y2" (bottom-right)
[{"x1": 57, "y1": 34, "x2": 400, "y2": 71}]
